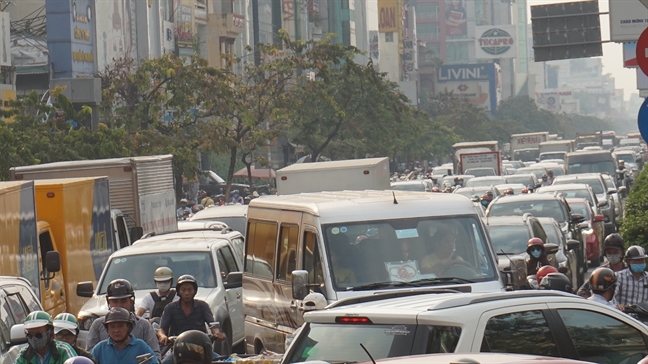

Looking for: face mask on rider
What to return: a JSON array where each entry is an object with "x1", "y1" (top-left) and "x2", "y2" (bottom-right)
[
  {"x1": 531, "y1": 250, "x2": 542, "y2": 259},
  {"x1": 27, "y1": 330, "x2": 51, "y2": 350},
  {"x1": 606, "y1": 254, "x2": 622, "y2": 265},
  {"x1": 156, "y1": 281, "x2": 171, "y2": 292},
  {"x1": 631, "y1": 263, "x2": 646, "y2": 273}
]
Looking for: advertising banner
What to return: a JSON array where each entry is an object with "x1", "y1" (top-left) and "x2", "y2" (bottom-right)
[
  {"x1": 625, "y1": 42, "x2": 638, "y2": 68},
  {"x1": 445, "y1": 0, "x2": 468, "y2": 36},
  {"x1": 95, "y1": 0, "x2": 138, "y2": 71},
  {"x1": 609, "y1": 0, "x2": 648, "y2": 42},
  {"x1": 0, "y1": 12, "x2": 9, "y2": 66},
  {"x1": 369, "y1": 30, "x2": 380, "y2": 67},
  {"x1": 437, "y1": 63, "x2": 498, "y2": 112},
  {"x1": 403, "y1": 38, "x2": 416, "y2": 73},
  {"x1": 535, "y1": 90, "x2": 572, "y2": 113},
  {"x1": 475, "y1": 25, "x2": 516, "y2": 59},
  {"x1": 46, "y1": 0, "x2": 96, "y2": 78},
  {"x1": 163, "y1": 21, "x2": 175, "y2": 54},
  {"x1": 378, "y1": 0, "x2": 399, "y2": 32},
  {"x1": 176, "y1": 0, "x2": 195, "y2": 47}
]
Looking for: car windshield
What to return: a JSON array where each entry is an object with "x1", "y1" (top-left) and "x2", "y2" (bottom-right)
[
  {"x1": 616, "y1": 154, "x2": 635, "y2": 164},
  {"x1": 487, "y1": 200, "x2": 567, "y2": 223},
  {"x1": 537, "y1": 188, "x2": 594, "y2": 206},
  {"x1": 505, "y1": 175, "x2": 533, "y2": 185},
  {"x1": 287, "y1": 323, "x2": 461, "y2": 363},
  {"x1": 568, "y1": 161, "x2": 615, "y2": 177},
  {"x1": 454, "y1": 188, "x2": 490, "y2": 197},
  {"x1": 554, "y1": 179, "x2": 604, "y2": 194},
  {"x1": 466, "y1": 177, "x2": 506, "y2": 187},
  {"x1": 486, "y1": 225, "x2": 529, "y2": 254},
  {"x1": 538, "y1": 222, "x2": 562, "y2": 246},
  {"x1": 515, "y1": 168, "x2": 545, "y2": 179},
  {"x1": 540, "y1": 152, "x2": 565, "y2": 161},
  {"x1": 98, "y1": 252, "x2": 216, "y2": 293},
  {"x1": 323, "y1": 216, "x2": 497, "y2": 290},
  {"x1": 513, "y1": 149, "x2": 540, "y2": 162},
  {"x1": 465, "y1": 168, "x2": 495, "y2": 177},
  {"x1": 391, "y1": 183, "x2": 426, "y2": 191}
]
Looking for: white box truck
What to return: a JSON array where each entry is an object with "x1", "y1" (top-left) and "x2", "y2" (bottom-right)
[
  {"x1": 276, "y1": 157, "x2": 391, "y2": 195},
  {"x1": 10, "y1": 155, "x2": 177, "y2": 247},
  {"x1": 510, "y1": 132, "x2": 550, "y2": 162}
]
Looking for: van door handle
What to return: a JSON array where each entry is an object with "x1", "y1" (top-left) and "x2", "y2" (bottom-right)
[{"x1": 290, "y1": 301, "x2": 298, "y2": 309}]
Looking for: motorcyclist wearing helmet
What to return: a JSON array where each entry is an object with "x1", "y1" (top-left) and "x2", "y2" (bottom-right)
[
  {"x1": 614, "y1": 245, "x2": 648, "y2": 307},
  {"x1": 526, "y1": 237, "x2": 551, "y2": 277},
  {"x1": 136, "y1": 267, "x2": 180, "y2": 319},
  {"x1": 158, "y1": 275, "x2": 225, "y2": 348},
  {"x1": 90, "y1": 307, "x2": 159, "y2": 364},
  {"x1": 538, "y1": 272, "x2": 573, "y2": 293},
  {"x1": 17, "y1": 311, "x2": 77, "y2": 364},
  {"x1": 86, "y1": 279, "x2": 161, "y2": 360},
  {"x1": 480, "y1": 193, "x2": 491, "y2": 208},
  {"x1": 536, "y1": 265, "x2": 558, "y2": 285},
  {"x1": 540, "y1": 174, "x2": 551, "y2": 187},
  {"x1": 502, "y1": 188, "x2": 514, "y2": 196},
  {"x1": 546, "y1": 170, "x2": 554, "y2": 184},
  {"x1": 172, "y1": 330, "x2": 213, "y2": 364},
  {"x1": 63, "y1": 357, "x2": 95, "y2": 364},
  {"x1": 53, "y1": 313, "x2": 96, "y2": 363},
  {"x1": 577, "y1": 233, "x2": 628, "y2": 298},
  {"x1": 588, "y1": 267, "x2": 619, "y2": 310}
]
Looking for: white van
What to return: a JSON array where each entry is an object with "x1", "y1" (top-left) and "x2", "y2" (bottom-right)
[{"x1": 243, "y1": 190, "x2": 510, "y2": 354}]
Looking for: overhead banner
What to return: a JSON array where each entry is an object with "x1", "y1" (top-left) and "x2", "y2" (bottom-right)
[
  {"x1": 609, "y1": 0, "x2": 648, "y2": 42},
  {"x1": 475, "y1": 25, "x2": 517, "y2": 59},
  {"x1": 378, "y1": 0, "x2": 399, "y2": 33},
  {"x1": 437, "y1": 63, "x2": 499, "y2": 112}
]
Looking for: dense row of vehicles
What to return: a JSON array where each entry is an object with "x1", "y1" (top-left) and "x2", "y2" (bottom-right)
[{"x1": 2, "y1": 134, "x2": 648, "y2": 363}]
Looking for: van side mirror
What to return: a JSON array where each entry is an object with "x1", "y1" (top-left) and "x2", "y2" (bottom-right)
[
  {"x1": 130, "y1": 226, "x2": 143, "y2": 242},
  {"x1": 291, "y1": 270, "x2": 309, "y2": 300},
  {"x1": 224, "y1": 272, "x2": 242, "y2": 289},
  {"x1": 76, "y1": 281, "x2": 95, "y2": 298},
  {"x1": 10, "y1": 324, "x2": 26, "y2": 345},
  {"x1": 544, "y1": 243, "x2": 559, "y2": 255},
  {"x1": 567, "y1": 239, "x2": 581, "y2": 251},
  {"x1": 45, "y1": 251, "x2": 61, "y2": 273}
]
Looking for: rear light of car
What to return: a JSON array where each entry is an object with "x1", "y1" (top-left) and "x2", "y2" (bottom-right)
[{"x1": 335, "y1": 316, "x2": 373, "y2": 324}]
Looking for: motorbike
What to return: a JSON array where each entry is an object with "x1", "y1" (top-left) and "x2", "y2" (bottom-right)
[{"x1": 623, "y1": 302, "x2": 648, "y2": 324}]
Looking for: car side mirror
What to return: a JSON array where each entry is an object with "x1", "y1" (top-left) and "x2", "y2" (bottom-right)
[
  {"x1": 45, "y1": 251, "x2": 61, "y2": 273},
  {"x1": 593, "y1": 215, "x2": 605, "y2": 222},
  {"x1": 607, "y1": 188, "x2": 618, "y2": 195},
  {"x1": 224, "y1": 272, "x2": 242, "y2": 289},
  {"x1": 577, "y1": 221, "x2": 589, "y2": 230},
  {"x1": 291, "y1": 270, "x2": 309, "y2": 300},
  {"x1": 618, "y1": 186, "x2": 627, "y2": 193},
  {"x1": 10, "y1": 324, "x2": 26, "y2": 345},
  {"x1": 598, "y1": 200, "x2": 608, "y2": 207},
  {"x1": 571, "y1": 213, "x2": 585, "y2": 224},
  {"x1": 76, "y1": 281, "x2": 95, "y2": 298},
  {"x1": 567, "y1": 239, "x2": 581, "y2": 251},
  {"x1": 544, "y1": 243, "x2": 559, "y2": 255}
]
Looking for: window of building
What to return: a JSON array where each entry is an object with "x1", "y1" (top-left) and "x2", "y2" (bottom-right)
[
  {"x1": 418, "y1": 23, "x2": 440, "y2": 40},
  {"x1": 385, "y1": 32, "x2": 394, "y2": 42},
  {"x1": 245, "y1": 221, "x2": 278, "y2": 279},
  {"x1": 482, "y1": 310, "x2": 558, "y2": 356},
  {"x1": 425, "y1": 42, "x2": 441, "y2": 60},
  {"x1": 417, "y1": 3, "x2": 439, "y2": 20}
]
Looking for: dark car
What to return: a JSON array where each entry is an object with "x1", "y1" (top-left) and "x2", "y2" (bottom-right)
[{"x1": 536, "y1": 217, "x2": 583, "y2": 286}]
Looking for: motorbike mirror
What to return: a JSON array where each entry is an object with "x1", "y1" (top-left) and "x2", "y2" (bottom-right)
[
  {"x1": 607, "y1": 188, "x2": 618, "y2": 195},
  {"x1": 570, "y1": 213, "x2": 585, "y2": 224},
  {"x1": 567, "y1": 239, "x2": 581, "y2": 251},
  {"x1": 593, "y1": 215, "x2": 605, "y2": 222},
  {"x1": 544, "y1": 243, "x2": 559, "y2": 255},
  {"x1": 598, "y1": 200, "x2": 608, "y2": 207}
]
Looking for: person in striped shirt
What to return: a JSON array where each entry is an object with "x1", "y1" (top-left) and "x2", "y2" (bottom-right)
[{"x1": 614, "y1": 245, "x2": 648, "y2": 308}]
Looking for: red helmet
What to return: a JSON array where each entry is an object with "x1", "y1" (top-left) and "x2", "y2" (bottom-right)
[
  {"x1": 526, "y1": 237, "x2": 545, "y2": 255},
  {"x1": 503, "y1": 188, "x2": 514, "y2": 196},
  {"x1": 536, "y1": 265, "x2": 558, "y2": 282}
]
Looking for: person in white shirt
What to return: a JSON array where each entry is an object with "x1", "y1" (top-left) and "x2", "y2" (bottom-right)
[
  {"x1": 588, "y1": 267, "x2": 619, "y2": 310},
  {"x1": 136, "y1": 267, "x2": 180, "y2": 319}
]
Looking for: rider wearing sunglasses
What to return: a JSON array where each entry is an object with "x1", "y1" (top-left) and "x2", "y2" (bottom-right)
[
  {"x1": 526, "y1": 237, "x2": 551, "y2": 277},
  {"x1": 16, "y1": 311, "x2": 77, "y2": 364}
]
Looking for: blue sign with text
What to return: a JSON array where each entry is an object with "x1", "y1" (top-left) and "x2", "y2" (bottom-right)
[
  {"x1": 638, "y1": 98, "x2": 648, "y2": 142},
  {"x1": 46, "y1": 0, "x2": 96, "y2": 78}
]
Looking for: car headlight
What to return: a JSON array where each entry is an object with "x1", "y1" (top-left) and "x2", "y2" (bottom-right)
[{"x1": 78, "y1": 314, "x2": 99, "y2": 331}]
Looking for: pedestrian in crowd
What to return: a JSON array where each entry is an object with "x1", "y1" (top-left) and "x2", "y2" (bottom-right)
[
  {"x1": 587, "y1": 267, "x2": 619, "y2": 310},
  {"x1": 230, "y1": 190, "x2": 244, "y2": 204},
  {"x1": 577, "y1": 233, "x2": 627, "y2": 298},
  {"x1": 86, "y1": 279, "x2": 161, "y2": 361},
  {"x1": 614, "y1": 245, "x2": 648, "y2": 308},
  {"x1": 176, "y1": 199, "x2": 192, "y2": 219},
  {"x1": 53, "y1": 313, "x2": 96, "y2": 363},
  {"x1": 16, "y1": 311, "x2": 77, "y2": 364},
  {"x1": 136, "y1": 267, "x2": 180, "y2": 319},
  {"x1": 91, "y1": 307, "x2": 159, "y2": 364},
  {"x1": 200, "y1": 191, "x2": 214, "y2": 208}
]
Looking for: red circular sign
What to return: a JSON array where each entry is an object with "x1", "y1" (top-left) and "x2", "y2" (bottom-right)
[{"x1": 636, "y1": 27, "x2": 648, "y2": 76}]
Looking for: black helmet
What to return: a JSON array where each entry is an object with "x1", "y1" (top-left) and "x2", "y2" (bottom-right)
[
  {"x1": 539, "y1": 273, "x2": 573, "y2": 293},
  {"x1": 103, "y1": 307, "x2": 134, "y2": 330},
  {"x1": 106, "y1": 279, "x2": 134, "y2": 300},
  {"x1": 173, "y1": 330, "x2": 212, "y2": 364},
  {"x1": 589, "y1": 267, "x2": 617, "y2": 293},
  {"x1": 625, "y1": 245, "x2": 648, "y2": 260},
  {"x1": 603, "y1": 233, "x2": 625, "y2": 255},
  {"x1": 176, "y1": 274, "x2": 198, "y2": 293}
]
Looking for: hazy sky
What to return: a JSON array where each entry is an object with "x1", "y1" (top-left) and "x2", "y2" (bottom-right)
[{"x1": 527, "y1": 0, "x2": 637, "y2": 101}]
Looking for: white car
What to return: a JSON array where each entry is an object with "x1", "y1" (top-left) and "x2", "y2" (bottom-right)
[
  {"x1": 76, "y1": 229, "x2": 246, "y2": 353},
  {"x1": 283, "y1": 290, "x2": 648, "y2": 364},
  {"x1": 190, "y1": 204, "x2": 248, "y2": 237}
]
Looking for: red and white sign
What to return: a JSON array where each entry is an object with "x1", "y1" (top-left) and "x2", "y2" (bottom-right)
[{"x1": 636, "y1": 27, "x2": 648, "y2": 76}]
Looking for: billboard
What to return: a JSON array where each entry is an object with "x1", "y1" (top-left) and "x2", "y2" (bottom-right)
[
  {"x1": 445, "y1": 0, "x2": 467, "y2": 36},
  {"x1": 609, "y1": 0, "x2": 648, "y2": 42},
  {"x1": 535, "y1": 90, "x2": 572, "y2": 113},
  {"x1": 176, "y1": 0, "x2": 195, "y2": 47},
  {"x1": 378, "y1": 0, "x2": 399, "y2": 33},
  {"x1": 95, "y1": 0, "x2": 139, "y2": 71},
  {"x1": 163, "y1": 21, "x2": 176, "y2": 54},
  {"x1": 437, "y1": 63, "x2": 499, "y2": 112},
  {"x1": 624, "y1": 42, "x2": 638, "y2": 68},
  {"x1": 46, "y1": 0, "x2": 96, "y2": 78},
  {"x1": 475, "y1": 25, "x2": 516, "y2": 59}
]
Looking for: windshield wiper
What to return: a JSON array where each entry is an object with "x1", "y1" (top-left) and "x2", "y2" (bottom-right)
[
  {"x1": 347, "y1": 281, "x2": 421, "y2": 291},
  {"x1": 408, "y1": 277, "x2": 476, "y2": 284}
]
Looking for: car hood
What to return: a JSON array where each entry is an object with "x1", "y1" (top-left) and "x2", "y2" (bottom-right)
[{"x1": 78, "y1": 287, "x2": 221, "y2": 318}]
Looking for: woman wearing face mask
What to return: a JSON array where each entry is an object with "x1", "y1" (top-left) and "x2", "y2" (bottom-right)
[
  {"x1": 17, "y1": 311, "x2": 77, "y2": 364},
  {"x1": 615, "y1": 245, "x2": 648, "y2": 308},
  {"x1": 136, "y1": 267, "x2": 179, "y2": 319},
  {"x1": 577, "y1": 233, "x2": 627, "y2": 298},
  {"x1": 525, "y1": 238, "x2": 552, "y2": 277}
]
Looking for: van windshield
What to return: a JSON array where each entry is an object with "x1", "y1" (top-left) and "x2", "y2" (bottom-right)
[
  {"x1": 286, "y1": 323, "x2": 460, "y2": 363},
  {"x1": 568, "y1": 161, "x2": 615, "y2": 177},
  {"x1": 540, "y1": 152, "x2": 566, "y2": 161},
  {"x1": 323, "y1": 216, "x2": 496, "y2": 291},
  {"x1": 98, "y1": 252, "x2": 216, "y2": 293}
]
